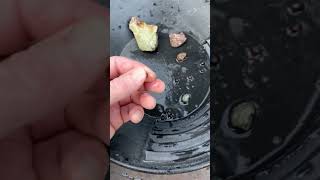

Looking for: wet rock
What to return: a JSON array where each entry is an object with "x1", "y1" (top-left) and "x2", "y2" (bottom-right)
[
  {"x1": 230, "y1": 101, "x2": 258, "y2": 131},
  {"x1": 169, "y1": 32, "x2": 187, "y2": 47},
  {"x1": 176, "y1": 52, "x2": 187, "y2": 62},
  {"x1": 129, "y1": 16, "x2": 158, "y2": 51}
]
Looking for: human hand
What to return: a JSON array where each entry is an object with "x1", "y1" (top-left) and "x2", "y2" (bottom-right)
[
  {"x1": 0, "y1": 0, "x2": 108, "y2": 180},
  {"x1": 109, "y1": 56, "x2": 165, "y2": 139}
]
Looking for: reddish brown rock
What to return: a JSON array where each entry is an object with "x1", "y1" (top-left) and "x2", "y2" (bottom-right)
[{"x1": 169, "y1": 32, "x2": 187, "y2": 47}]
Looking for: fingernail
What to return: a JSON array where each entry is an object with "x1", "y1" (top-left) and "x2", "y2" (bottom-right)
[
  {"x1": 132, "y1": 68, "x2": 146, "y2": 82},
  {"x1": 152, "y1": 80, "x2": 165, "y2": 92},
  {"x1": 132, "y1": 110, "x2": 143, "y2": 122},
  {"x1": 143, "y1": 68, "x2": 157, "y2": 82}
]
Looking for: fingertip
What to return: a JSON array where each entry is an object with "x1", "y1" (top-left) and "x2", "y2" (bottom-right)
[
  {"x1": 110, "y1": 56, "x2": 156, "y2": 82},
  {"x1": 144, "y1": 67, "x2": 157, "y2": 82},
  {"x1": 145, "y1": 79, "x2": 166, "y2": 93},
  {"x1": 131, "y1": 67, "x2": 147, "y2": 83},
  {"x1": 157, "y1": 79, "x2": 166, "y2": 91},
  {"x1": 140, "y1": 93, "x2": 156, "y2": 110},
  {"x1": 129, "y1": 106, "x2": 144, "y2": 123}
]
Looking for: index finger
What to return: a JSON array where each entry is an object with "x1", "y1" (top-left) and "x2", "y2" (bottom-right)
[{"x1": 110, "y1": 56, "x2": 157, "y2": 82}]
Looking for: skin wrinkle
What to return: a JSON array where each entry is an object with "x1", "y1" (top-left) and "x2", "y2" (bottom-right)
[
  {"x1": 15, "y1": 0, "x2": 32, "y2": 43},
  {"x1": 19, "y1": 0, "x2": 85, "y2": 40},
  {"x1": 0, "y1": 0, "x2": 28, "y2": 56}
]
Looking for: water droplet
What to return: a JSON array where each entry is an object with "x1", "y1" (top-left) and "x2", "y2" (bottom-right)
[
  {"x1": 243, "y1": 77, "x2": 255, "y2": 89},
  {"x1": 287, "y1": 2, "x2": 305, "y2": 16},
  {"x1": 199, "y1": 69, "x2": 205, "y2": 73},
  {"x1": 229, "y1": 17, "x2": 245, "y2": 38},
  {"x1": 167, "y1": 112, "x2": 175, "y2": 119},
  {"x1": 200, "y1": 62, "x2": 206, "y2": 66},
  {"x1": 256, "y1": 170, "x2": 270, "y2": 176},
  {"x1": 122, "y1": 172, "x2": 129, "y2": 177},
  {"x1": 181, "y1": 67, "x2": 187, "y2": 73},
  {"x1": 187, "y1": 76, "x2": 194, "y2": 82},
  {"x1": 161, "y1": 28, "x2": 169, "y2": 33},
  {"x1": 173, "y1": 78, "x2": 180, "y2": 85},
  {"x1": 160, "y1": 114, "x2": 166, "y2": 121},
  {"x1": 245, "y1": 45, "x2": 268, "y2": 63},
  {"x1": 221, "y1": 82, "x2": 228, "y2": 88},
  {"x1": 155, "y1": 104, "x2": 164, "y2": 114},
  {"x1": 273, "y1": 163, "x2": 281, "y2": 169},
  {"x1": 272, "y1": 136, "x2": 282, "y2": 145},
  {"x1": 286, "y1": 23, "x2": 302, "y2": 37}
]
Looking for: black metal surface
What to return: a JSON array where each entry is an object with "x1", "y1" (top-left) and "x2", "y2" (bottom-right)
[
  {"x1": 110, "y1": 0, "x2": 210, "y2": 174},
  {"x1": 212, "y1": 0, "x2": 320, "y2": 179},
  {"x1": 121, "y1": 33, "x2": 209, "y2": 120}
]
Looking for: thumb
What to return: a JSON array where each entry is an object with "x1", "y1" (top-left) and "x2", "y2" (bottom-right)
[{"x1": 110, "y1": 67, "x2": 146, "y2": 105}]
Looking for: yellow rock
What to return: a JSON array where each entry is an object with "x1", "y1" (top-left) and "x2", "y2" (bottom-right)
[{"x1": 129, "y1": 16, "x2": 158, "y2": 52}]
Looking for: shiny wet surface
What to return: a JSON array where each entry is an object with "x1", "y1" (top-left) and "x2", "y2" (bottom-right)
[
  {"x1": 110, "y1": 33, "x2": 210, "y2": 173},
  {"x1": 120, "y1": 33, "x2": 209, "y2": 120},
  {"x1": 110, "y1": 0, "x2": 210, "y2": 174},
  {"x1": 212, "y1": 0, "x2": 320, "y2": 179}
]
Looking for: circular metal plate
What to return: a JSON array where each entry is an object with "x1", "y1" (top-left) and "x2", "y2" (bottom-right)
[
  {"x1": 110, "y1": 0, "x2": 210, "y2": 174},
  {"x1": 110, "y1": 33, "x2": 210, "y2": 174}
]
